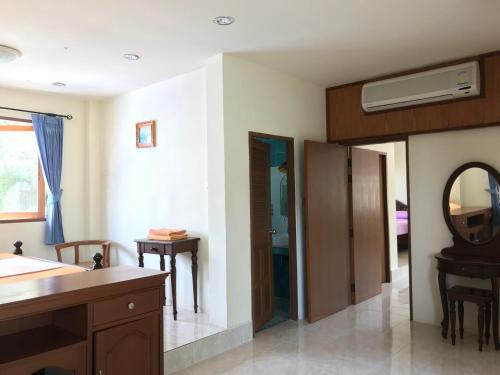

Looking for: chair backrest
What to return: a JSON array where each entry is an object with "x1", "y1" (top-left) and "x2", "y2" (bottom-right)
[{"x1": 54, "y1": 240, "x2": 111, "y2": 268}]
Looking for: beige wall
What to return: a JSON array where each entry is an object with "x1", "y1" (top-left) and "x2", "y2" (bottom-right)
[
  {"x1": 459, "y1": 168, "x2": 491, "y2": 207},
  {"x1": 409, "y1": 126, "x2": 500, "y2": 331},
  {"x1": 0, "y1": 87, "x2": 97, "y2": 260}
]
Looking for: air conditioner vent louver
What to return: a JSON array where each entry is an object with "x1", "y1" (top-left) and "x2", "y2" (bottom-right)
[{"x1": 362, "y1": 61, "x2": 480, "y2": 112}]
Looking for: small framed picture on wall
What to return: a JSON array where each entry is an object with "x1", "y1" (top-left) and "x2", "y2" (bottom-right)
[{"x1": 136, "y1": 120, "x2": 156, "y2": 148}]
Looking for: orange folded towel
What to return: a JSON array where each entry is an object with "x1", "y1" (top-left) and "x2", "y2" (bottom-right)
[
  {"x1": 148, "y1": 233, "x2": 189, "y2": 241},
  {"x1": 148, "y1": 228, "x2": 186, "y2": 237}
]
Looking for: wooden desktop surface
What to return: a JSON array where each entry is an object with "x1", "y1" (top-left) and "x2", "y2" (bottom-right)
[{"x1": 0, "y1": 253, "x2": 85, "y2": 285}]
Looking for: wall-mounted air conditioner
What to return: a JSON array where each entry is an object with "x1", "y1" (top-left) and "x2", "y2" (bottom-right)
[{"x1": 361, "y1": 61, "x2": 480, "y2": 112}]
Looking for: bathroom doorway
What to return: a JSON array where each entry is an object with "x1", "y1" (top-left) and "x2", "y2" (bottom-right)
[{"x1": 249, "y1": 132, "x2": 298, "y2": 333}]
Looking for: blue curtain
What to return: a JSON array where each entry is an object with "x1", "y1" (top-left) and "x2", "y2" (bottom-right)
[
  {"x1": 488, "y1": 173, "x2": 500, "y2": 227},
  {"x1": 32, "y1": 114, "x2": 65, "y2": 245}
]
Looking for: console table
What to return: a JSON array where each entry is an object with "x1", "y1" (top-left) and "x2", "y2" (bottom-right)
[
  {"x1": 435, "y1": 253, "x2": 500, "y2": 350},
  {"x1": 135, "y1": 237, "x2": 200, "y2": 320}
]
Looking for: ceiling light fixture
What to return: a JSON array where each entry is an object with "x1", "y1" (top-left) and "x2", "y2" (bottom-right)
[
  {"x1": 213, "y1": 16, "x2": 235, "y2": 26},
  {"x1": 52, "y1": 82, "x2": 67, "y2": 87},
  {"x1": 0, "y1": 45, "x2": 22, "y2": 63},
  {"x1": 123, "y1": 53, "x2": 140, "y2": 61}
]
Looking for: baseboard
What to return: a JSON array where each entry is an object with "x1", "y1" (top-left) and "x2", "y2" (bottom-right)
[{"x1": 164, "y1": 321, "x2": 253, "y2": 374}]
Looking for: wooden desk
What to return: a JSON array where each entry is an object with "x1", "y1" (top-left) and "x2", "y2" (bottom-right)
[
  {"x1": 435, "y1": 253, "x2": 500, "y2": 350},
  {"x1": 0, "y1": 265, "x2": 167, "y2": 375},
  {"x1": 135, "y1": 237, "x2": 200, "y2": 320}
]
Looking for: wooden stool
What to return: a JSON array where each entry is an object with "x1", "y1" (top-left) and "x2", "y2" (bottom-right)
[{"x1": 447, "y1": 286, "x2": 493, "y2": 351}]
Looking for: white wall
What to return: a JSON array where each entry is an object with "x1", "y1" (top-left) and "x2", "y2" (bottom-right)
[
  {"x1": 410, "y1": 126, "x2": 500, "y2": 331},
  {"x1": 205, "y1": 55, "x2": 228, "y2": 327},
  {"x1": 357, "y1": 143, "x2": 398, "y2": 272},
  {"x1": 394, "y1": 142, "x2": 408, "y2": 205},
  {"x1": 0, "y1": 87, "x2": 94, "y2": 259},
  {"x1": 100, "y1": 69, "x2": 209, "y2": 313},
  {"x1": 221, "y1": 55, "x2": 326, "y2": 326}
]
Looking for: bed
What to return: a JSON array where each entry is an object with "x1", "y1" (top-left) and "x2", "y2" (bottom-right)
[{"x1": 396, "y1": 200, "x2": 409, "y2": 248}]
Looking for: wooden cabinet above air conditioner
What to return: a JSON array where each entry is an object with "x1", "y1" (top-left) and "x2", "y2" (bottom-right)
[{"x1": 326, "y1": 52, "x2": 500, "y2": 143}]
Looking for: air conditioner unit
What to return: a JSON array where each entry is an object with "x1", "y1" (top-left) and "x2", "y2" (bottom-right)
[{"x1": 361, "y1": 61, "x2": 480, "y2": 112}]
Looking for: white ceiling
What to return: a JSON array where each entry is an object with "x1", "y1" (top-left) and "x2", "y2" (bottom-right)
[{"x1": 2, "y1": 0, "x2": 500, "y2": 97}]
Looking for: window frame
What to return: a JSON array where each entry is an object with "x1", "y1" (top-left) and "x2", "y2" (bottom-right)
[{"x1": 0, "y1": 116, "x2": 46, "y2": 223}]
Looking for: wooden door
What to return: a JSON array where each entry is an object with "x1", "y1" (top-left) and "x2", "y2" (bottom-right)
[
  {"x1": 304, "y1": 141, "x2": 350, "y2": 323},
  {"x1": 250, "y1": 139, "x2": 274, "y2": 332},
  {"x1": 94, "y1": 316, "x2": 160, "y2": 375},
  {"x1": 351, "y1": 148, "x2": 385, "y2": 304}
]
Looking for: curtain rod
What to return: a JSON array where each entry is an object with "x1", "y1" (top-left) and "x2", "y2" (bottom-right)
[{"x1": 0, "y1": 106, "x2": 73, "y2": 120}]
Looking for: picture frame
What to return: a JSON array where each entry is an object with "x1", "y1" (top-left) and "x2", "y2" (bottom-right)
[{"x1": 136, "y1": 120, "x2": 156, "y2": 148}]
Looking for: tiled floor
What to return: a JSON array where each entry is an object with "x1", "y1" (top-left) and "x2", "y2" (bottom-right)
[
  {"x1": 398, "y1": 248, "x2": 409, "y2": 267},
  {"x1": 175, "y1": 272, "x2": 500, "y2": 374},
  {"x1": 164, "y1": 307, "x2": 225, "y2": 351}
]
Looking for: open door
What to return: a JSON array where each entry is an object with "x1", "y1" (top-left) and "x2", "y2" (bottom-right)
[
  {"x1": 351, "y1": 148, "x2": 385, "y2": 304},
  {"x1": 250, "y1": 139, "x2": 274, "y2": 332},
  {"x1": 304, "y1": 141, "x2": 350, "y2": 323}
]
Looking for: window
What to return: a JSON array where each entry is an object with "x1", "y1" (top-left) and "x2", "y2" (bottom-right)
[{"x1": 0, "y1": 117, "x2": 45, "y2": 222}]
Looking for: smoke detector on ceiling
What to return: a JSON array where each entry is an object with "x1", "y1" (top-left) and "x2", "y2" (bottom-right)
[
  {"x1": 0, "y1": 45, "x2": 22, "y2": 63},
  {"x1": 213, "y1": 16, "x2": 235, "y2": 26}
]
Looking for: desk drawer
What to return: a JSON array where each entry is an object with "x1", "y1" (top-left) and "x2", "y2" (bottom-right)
[
  {"x1": 141, "y1": 243, "x2": 166, "y2": 255},
  {"x1": 93, "y1": 288, "x2": 160, "y2": 326},
  {"x1": 447, "y1": 263, "x2": 484, "y2": 278}
]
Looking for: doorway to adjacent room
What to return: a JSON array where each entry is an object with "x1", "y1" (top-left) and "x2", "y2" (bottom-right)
[
  {"x1": 249, "y1": 132, "x2": 298, "y2": 333},
  {"x1": 303, "y1": 139, "x2": 412, "y2": 323}
]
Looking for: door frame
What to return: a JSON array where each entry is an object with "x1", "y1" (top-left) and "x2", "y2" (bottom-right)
[
  {"x1": 341, "y1": 137, "x2": 413, "y2": 320},
  {"x1": 249, "y1": 131, "x2": 299, "y2": 331}
]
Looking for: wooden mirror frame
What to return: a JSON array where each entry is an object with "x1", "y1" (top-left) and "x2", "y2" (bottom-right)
[{"x1": 442, "y1": 161, "x2": 500, "y2": 258}]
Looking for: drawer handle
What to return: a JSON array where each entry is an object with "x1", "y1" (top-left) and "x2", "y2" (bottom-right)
[{"x1": 128, "y1": 302, "x2": 135, "y2": 310}]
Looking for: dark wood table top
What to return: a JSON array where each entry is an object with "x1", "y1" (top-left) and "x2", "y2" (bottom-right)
[
  {"x1": 435, "y1": 253, "x2": 500, "y2": 266},
  {"x1": 134, "y1": 237, "x2": 200, "y2": 245}
]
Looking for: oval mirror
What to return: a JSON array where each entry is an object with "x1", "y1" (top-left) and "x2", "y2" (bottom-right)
[{"x1": 444, "y1": 163, "x2": 500, "y2": 244}]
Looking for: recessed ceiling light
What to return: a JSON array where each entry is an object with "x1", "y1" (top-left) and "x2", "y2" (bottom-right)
[
  {"x1": 213, "y1": 16, "x2": 235, "y2": 26},
  {"x1": 52, "y1": 82, "x2": 67, "y2": 87},
  {"x1": 123, "y1": 53, "x2": 140, "y2": 61},
  {"x1": 0, "y1": 45, "x2": 22, "y2": 63}
]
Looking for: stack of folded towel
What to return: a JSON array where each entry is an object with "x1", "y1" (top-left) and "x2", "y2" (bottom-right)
[{"x1": 147, "y1": 228, "x2": 188, "y2": 241}]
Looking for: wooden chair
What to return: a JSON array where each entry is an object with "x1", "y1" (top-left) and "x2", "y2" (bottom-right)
[
  {"x1": 55, "y1": 240, "x2": 111, "y2": 269},
  {"x1": 447, "y1": 285, "x2": 493, "y2": 351}
]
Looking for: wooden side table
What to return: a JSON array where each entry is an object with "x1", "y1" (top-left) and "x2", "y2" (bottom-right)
[{"x1": 135, "y1": 237, "x2": 200, "y2": 320}]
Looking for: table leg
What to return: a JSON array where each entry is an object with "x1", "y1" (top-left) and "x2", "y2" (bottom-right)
[
  {"x1": 171, "y1": 255, "x2": 177, "y2": 320},
  {"x1": 485, "y1": 302, "x2": 491, "y2": 345},
  {"x1": 450, "y1": 300, "x2": 456, "y2": 345},
  {"x1": 138, "y1": 251, "x2": 144, "y2": 268},
  {"x1": 491, "y1": 278, "x2": 499, "y2": 350},
  {"x1": 438, "y1": 270, "x2": 449, "y2": 339},
  {"x1": 191, "y1": 250, "x2": 198, "y2": 313},
  {"x1": 160, "y1": 254, "x2": 165, "y2": 271},
  {"x1": 478, "y1": 304, "x2": 485, "y2": 351}
]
